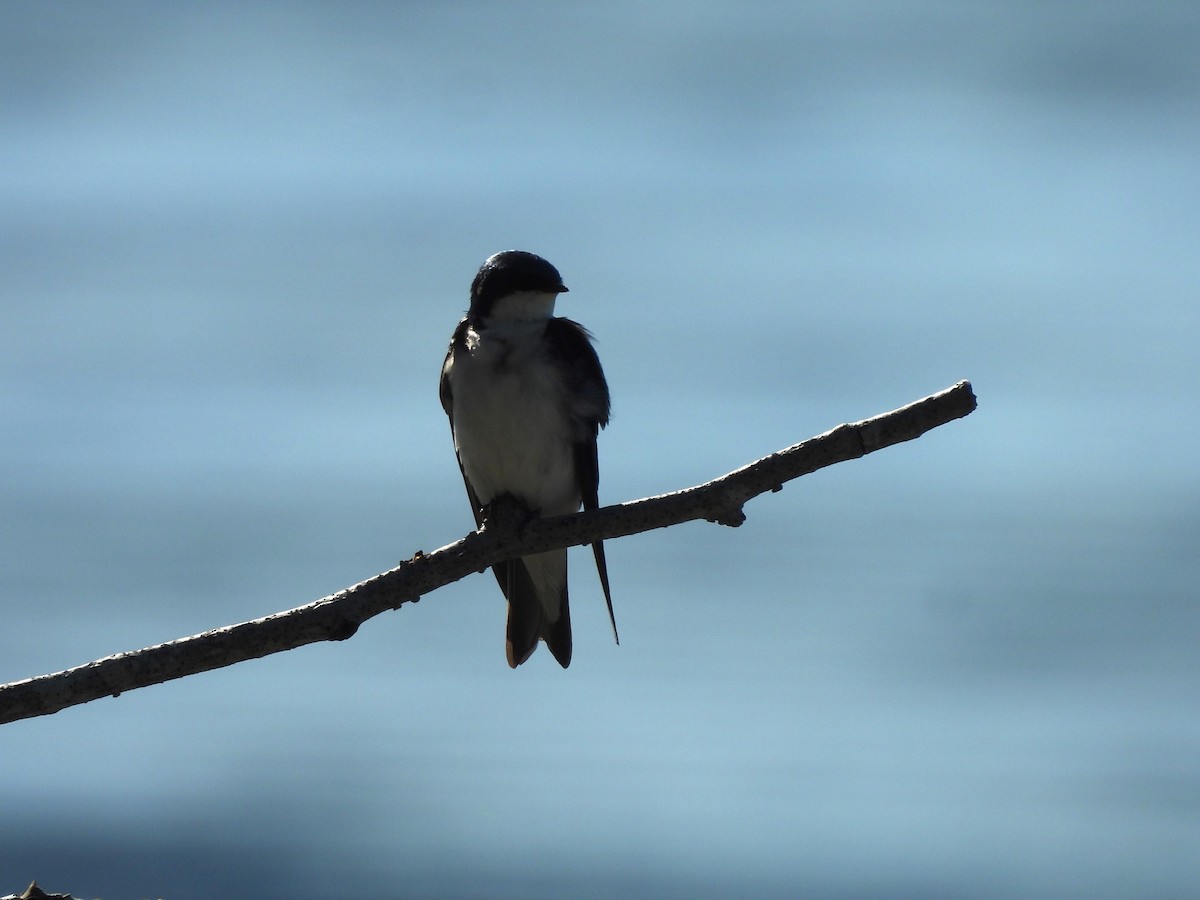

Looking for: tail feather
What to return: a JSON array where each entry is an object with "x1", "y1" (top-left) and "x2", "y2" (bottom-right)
[
  {"x1": 498, "y1": 556, "x2": 572, "y2": 669},
  {"x1": 542, "y1": 593, "x2": 572, "y2": 668},
  {"x1": 591, "y1": 540, "x2": 618, "y2": 645},
  {"x1": 499, "y1": 559, "x2": 541, "y2": 667}
]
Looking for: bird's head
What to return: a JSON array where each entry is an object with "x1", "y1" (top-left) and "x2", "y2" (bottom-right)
[{"x1": 468, "y1": 250, "x2": 569, "y2": 325}]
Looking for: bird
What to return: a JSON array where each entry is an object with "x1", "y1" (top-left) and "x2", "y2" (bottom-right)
[{"x1": 439, "y1": 250, "x2": 617, "y2": 668}]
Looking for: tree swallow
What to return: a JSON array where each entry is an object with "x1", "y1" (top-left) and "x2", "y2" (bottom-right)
[{"x1": 439, "y1": 250, "x2": 617, "y2": 668}]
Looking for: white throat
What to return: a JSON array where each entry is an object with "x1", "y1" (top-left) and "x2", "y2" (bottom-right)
[{"x1": 486, "y1": 290, "x2": 558, "y2": 323}]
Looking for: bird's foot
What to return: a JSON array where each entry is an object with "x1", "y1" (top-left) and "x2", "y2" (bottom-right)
[{"x1": 480, "y1": 493, "x2": 537, "y2": 535}]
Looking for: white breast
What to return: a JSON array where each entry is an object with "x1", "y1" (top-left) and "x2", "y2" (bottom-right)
[{"x1": 447, "y1": 320, "x2": 581, "y2": 518}]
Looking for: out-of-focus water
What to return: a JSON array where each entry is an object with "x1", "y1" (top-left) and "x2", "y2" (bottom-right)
[{"x1": 2, "y1": 2, "x2": 1198, "y2": 897}]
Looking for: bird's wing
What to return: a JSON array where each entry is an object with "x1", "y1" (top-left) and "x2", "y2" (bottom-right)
[
  {"x1": 545, "y1": 317, "x2": 618, "y2": 644},
  {"x1": 439, "y1": 317, "x2": 486, "y2": 529}
]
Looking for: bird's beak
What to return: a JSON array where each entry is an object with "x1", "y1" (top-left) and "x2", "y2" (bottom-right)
[{"x1": 557, "y1": 284, "x2": 569, "y2": 293}]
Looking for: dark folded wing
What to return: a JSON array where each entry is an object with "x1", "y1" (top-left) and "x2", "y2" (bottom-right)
[
  {"x1": 545, "y1": 317, "x2": 618, "y2": 643},
  {"x1": 439, "y1": 317, "x2": 486, "y2": 528}
]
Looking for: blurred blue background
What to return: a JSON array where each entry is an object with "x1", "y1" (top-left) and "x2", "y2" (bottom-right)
[{"x1": 2, "y1": 2, "x2": 1197, "y2": 897}]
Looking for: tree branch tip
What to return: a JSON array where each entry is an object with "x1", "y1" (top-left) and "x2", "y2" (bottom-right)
[{"x1": 951, "y1": 379, "x2": 977, "y2": 406}]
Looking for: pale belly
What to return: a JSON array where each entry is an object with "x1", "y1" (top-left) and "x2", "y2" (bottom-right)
[{"x1": 449, "y1": 340, "x2": 581, "y2": 517}]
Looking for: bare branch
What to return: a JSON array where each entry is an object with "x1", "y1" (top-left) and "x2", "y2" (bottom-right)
[{"x1": 0, "y1": 381, "x2": 976, "y2": 725}]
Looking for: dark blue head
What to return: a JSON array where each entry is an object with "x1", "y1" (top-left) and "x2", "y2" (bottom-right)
[{"x1": 468, "y1": 250, "x2": 568, "y2": 320}]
